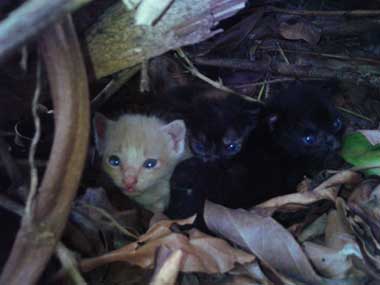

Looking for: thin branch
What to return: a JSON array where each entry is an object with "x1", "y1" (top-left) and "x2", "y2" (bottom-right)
[
  {"x1": 176, "y1": 49, "x2": 253, "y2": 98},
  {"x1": 0, "y1": 193, "x2": 23, "y2": 216},
  {"x1": 91, "y1": 65, "x2": 140, "y2": 111},
  {"x1": 83, "y1": 204, "x2": 139, "y2": 239},
  {"x1": 258, "y1": 47, "x2": 380, "y2": 66},
  {"x1": 56, "y1": 244, "x2": 87, "y2": 285},
  {"x1": 194, "y1": 57, "x2": 380, "y2": 88},
  {"x1": 25, "y1": 61, "x2": 42, "y2": 220},
  {"x1": 270, "y1": 7, "x2": 380, "y2": 17},
  {"x1": 337, "y1": 107, "x2": 373, "y2": 123}
]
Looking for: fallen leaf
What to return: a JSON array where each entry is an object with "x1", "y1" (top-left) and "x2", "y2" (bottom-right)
[
  {"x1": 204, "y1": 201, "x2": 325, "y2": 284},
  {"x1": 298, "y1": 214, "x2": 328, "y2": 243},
  {"x1": 279, "y1": 20, "x2": 321, "y2": 45},
  {"x1": 303, "y1": 242, "x2": 360, "y2": 279},
  {"x1": 80, "y1": 217, "x2": 254, "y2": 274},
  {"x1": 151, "y1": 247, "x2": 183, "y2": 285},
  {"x1": 256, "y1": 170, "x2": 361, "y2": 209}
]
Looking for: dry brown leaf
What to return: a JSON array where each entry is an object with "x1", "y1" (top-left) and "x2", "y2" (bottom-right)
[
  {"x1": 298, "y1": 214, "x2": 328, "y2": 243},
  {"x1": 342, "y1": 182, "x2": 380, "y2": 278},
  {"x1": 80, "y1": 217, "x2": 254, "y2": 274},
  {"x1": 204, "y1": 201, "x2": 326, "y2": 284},
  {"x1": 303, "y1": 242, "x2": 359, "y2": 279},
  {"x1": 150, "y1": 247, "x2": 183, "y2": 285},
  {"x1": 279, "y1": 20, "x2": 321, "y2": 45},
  {"x1": 325, "y1": 210, "x2": 356, "y2": 250},
  {"x1": 257, "y1": 170, "x2": 361, "y2": 209}
]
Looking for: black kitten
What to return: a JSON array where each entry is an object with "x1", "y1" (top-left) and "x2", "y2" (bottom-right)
[
  {"x1": 164, "y1": 86, "x2": 262, "y2": 162},
  {"x1": 166, "y1": 82, "x2": 345, "y2": 223},
  {"x1": 244, "y1": 81, "x2": 345, "y2": 196}
]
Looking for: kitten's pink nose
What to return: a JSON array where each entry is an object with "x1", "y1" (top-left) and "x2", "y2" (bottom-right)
[{"x1": 123, "y1": 176, "x2": 137, "y2": 191}]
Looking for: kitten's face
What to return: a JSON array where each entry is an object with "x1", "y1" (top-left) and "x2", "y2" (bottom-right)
[
  {"x1": 187, "y1": 93, "x2": 261, "y2": 162},
  {"x1": 268, "y1": 89, "x2": 344, "y2": 165},
  {"x1": 94, "y1": 114, "x2": 186, "y2": 196},
  {"x1": 189, "y1": 128, "x2": 246, "y2": 162}
]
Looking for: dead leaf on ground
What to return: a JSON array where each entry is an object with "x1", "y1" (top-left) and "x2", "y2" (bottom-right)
[
  {"x1": 150, "y1": 246, "x2": 183, "y2": 285},
  {"x1": 342, "y1": 181, "x2": 380, "y2": 278},
  {"x1": 80, "y1": 216, "x2": 255, "y2": 274},
  {"x1": 302, "y1": 209, "x2": 363, "y2": 279},
  {"x1": 204, "y1": 201, "x2": 326, "y2": 284},
  {"x1": 256, "y1": 170, "x2": 361, "y2": 209},
  {"x1": 278, "y1": 20, "x2": 321, "y2": 45}
]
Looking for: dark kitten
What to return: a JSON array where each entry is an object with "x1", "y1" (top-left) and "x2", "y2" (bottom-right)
[
  {"x1": 245, "y1": 81, "x2": 345, "y2": 195},
  {"x1": 164, "y1": 86, "x2": 262, "y2": 162},
  {"x1": 166, "y1": 82, "x2": 345, "y2": 224}
]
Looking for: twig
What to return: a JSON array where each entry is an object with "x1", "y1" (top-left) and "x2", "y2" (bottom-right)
[
  {"x1": 25, "y1": 61, "x2": 42, "y2": 220},
  {"x1": 0, "y1": 193, "x2": 24, "y2": 216},
  {"x1": 337, "y1": 107, "x2": 373, "y2": 123},
  {"x1": 176, "y1": 49, "x2": 260, "y2": 103},
  {"x1": 257, "y1": 82, "x2": 266, "y2": 101},
  {"x1": 91, "y1": 65, "x2": 140, "y2": 111},
  {"x1": 56, "y1": 244, "x2": 87, "y2": 285},
  {"x1": 194, "y1": 57, "x2": 380, "y2": 88},
  {"x1": 0, "y1": 0, "x2": 92, "y2": 62},
  {"x1": 176, "y1": 48, "x2": 238, "y2": 94},
  {"x1": 277, "y1": 42, "x2": 290, "y2": 64},
  {"x1": 259, "y1": 47, "x2": 380, "y2": 66},
  {"x1": 83, "y1": 204, "x2": 139, "y2": 239},
  {"x1": 233, "y1": 77, "x2": 297, "y2": 88},
  {"x1": 270, "y1": 7, "x2": 380, "y2": 17}
]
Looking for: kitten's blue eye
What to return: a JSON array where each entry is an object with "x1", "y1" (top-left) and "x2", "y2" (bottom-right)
[
  {"x1": 193, "y1": 142, "x2": 205, "y2": 154},
  {"x1": 225, "y1": 143, "x2": 240, "y2": 155},
  {"x1": 143, "y1": 159, "x2": 157, "y2": 169},
  {"x1": 333, "y1": 118, "x2": 342, "y2": 131},
  {"x1": 108, "y1": 155, "x2": 120, "y2": 167},
  {"x1": 303, "y1": 135, "x2": 316, "y2": 145}
]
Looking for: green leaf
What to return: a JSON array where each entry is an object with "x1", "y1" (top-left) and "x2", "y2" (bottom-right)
[{"x1": 341, "y1": 132, "x2": 380, "y2": 176}]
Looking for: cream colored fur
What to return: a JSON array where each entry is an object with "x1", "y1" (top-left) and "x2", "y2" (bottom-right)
[{"x1": 101, "y1": 114, "x2": 190, "y2": 212}]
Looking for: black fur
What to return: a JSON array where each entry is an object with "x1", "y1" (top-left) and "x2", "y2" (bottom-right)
[{"x1": 166, "y1": 82, "x2": 345, "y2": 225}]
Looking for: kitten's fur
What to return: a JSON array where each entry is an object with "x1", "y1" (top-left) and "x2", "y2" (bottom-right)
[
  {"x1": 94, "y1": 113, "x2": 190, "y2": 212},
  {"x1": 163, "y1": 86, "x2": 262, "y2": 162},
  {"x1": 166, "y1": 82, "x2": 345, "y2": 221}
]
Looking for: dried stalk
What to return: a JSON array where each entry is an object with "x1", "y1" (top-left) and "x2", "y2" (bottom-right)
[
  {"x1": 86, "y1": 0, "x2": 247, "y2": 78},
  {"x1": 0, "y1": 0, "x2": 92, "y2": 62},
  {"x1": 194, "y1": 57, "x2": 380, "y2": 88},
  {"x1": 270, "y1": 7, "x2": 380, "y2": 17},
  {"x1": 0, "y1": 16, "x2": 90, "y2": 285}
]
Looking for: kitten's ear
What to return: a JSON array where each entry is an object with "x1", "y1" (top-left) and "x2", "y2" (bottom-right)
[
  {"x1": 93, "y1": 113, "x2": 111, "y2": 154},
  {"x1": 161, "y1": 120, "x2": 186, "y2": 157}
]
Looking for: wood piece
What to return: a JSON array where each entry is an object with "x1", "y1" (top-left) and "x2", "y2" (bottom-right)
[{"x1": 86, "y1": 0, "x2": 247, "y2": 78}]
